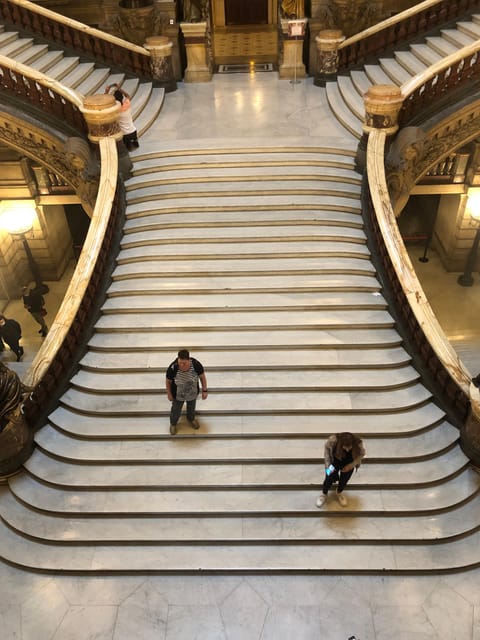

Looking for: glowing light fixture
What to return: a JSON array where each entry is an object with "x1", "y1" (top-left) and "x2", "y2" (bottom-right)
[{"x1": 458, "y1": 188, "x2": 480, "y2": 287}]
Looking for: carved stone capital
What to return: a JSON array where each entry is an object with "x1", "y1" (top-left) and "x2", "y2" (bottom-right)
[
  {"x1": 144, "y1": 36, "x2": 177, "y2": 92},
  {"x1": 314, "y1": 29, "x2": 345, "y2": 86}
]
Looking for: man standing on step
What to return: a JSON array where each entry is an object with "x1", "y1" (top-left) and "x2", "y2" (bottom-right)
[{"x1": 166, "y1": 349, "x2": 208, "y2": 435}]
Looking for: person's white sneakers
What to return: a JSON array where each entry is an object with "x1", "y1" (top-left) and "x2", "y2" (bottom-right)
[
  {"x1": 336, "y1": 491, "x2": 348, "y2": 507},
  {"x1": 316, "y1": 494, "x2": 327, "y2": 508}
]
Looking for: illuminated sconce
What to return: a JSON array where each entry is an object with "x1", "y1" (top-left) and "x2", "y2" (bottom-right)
[{"x1": 0, "y1": 200, "x2": 49, "y2": 294}]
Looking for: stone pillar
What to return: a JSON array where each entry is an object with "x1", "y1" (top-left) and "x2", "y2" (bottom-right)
[
  {"x1": 180, "y1": 22, "x2": 212, "y2": 83},
  {"x1": 314, "y1": 29, "x2": 345, "y2": 87},
  {"x1": 80, "y1": 94, "x2": 132, "y2": 178},
  {"x1": 144, "y1": 36, "x2": 177, "y2": 92},
  {"x1": 279, "y1": 19, "x2": 308, "y2": 81},
  {"x1": 356, "y1": 84, "x2": 404, "y2": 172}
]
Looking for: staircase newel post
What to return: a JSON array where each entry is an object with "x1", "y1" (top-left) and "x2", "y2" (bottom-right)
[
  {"x1": 80, "y1": 93, "x2": 132, "y2": 178},
  {"x1": 356, "y1": 84, "x2": 404, "y2": 172},
  {"x1": 144, "y1": 36, "x2": 177, "y2": 93},
  {"x1": 180, "y1": 22, "x2": 212, "y2": 83},
  {"x1": 314, "y1": 29, "x2": 345, "y2": 87}
]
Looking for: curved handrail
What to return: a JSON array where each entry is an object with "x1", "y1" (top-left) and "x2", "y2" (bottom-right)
[
  {"x1": 367, "y1": 129, "x2": 472, "y2": 400},
  {"x1": 23, "y1": 136, "x2": 118, "y2": 390},
  {"x1": 338, "y1": 0, "x2": 480, "y2": 69},
  {"x1": 1, "y1": 0, "x2": 151, "y2": 77},
  {"x1": 0, "y1": 54, "x2": 86, "y2": 134}
]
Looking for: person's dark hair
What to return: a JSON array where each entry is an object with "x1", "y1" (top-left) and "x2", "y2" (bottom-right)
[
  {"x1": 113, "y1": 90, "x2": 124, "y2": 103},
  {"x1": 334, "y1": 432, "x2": 363, "y2": 460},
  {"x1": 177, "y1": 349, "x2": 190, "y2": 360}
]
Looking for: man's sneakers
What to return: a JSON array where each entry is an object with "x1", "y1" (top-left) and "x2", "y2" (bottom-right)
[
  {"x1": 316, "y1": 494, "x2": 327, "y2": 508},
  {"x1": 189, "y1": 419, "x2": 200, "y2": 430},
  {"x1": 336, "y1": 490, "x2": 348, "y2": 507},
  {"x1": 169, "y1": 423, "x2": 177, "y2": 435}
]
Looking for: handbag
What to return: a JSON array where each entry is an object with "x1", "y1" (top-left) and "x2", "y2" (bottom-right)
[{"x1": 40, "y1": 307, "x2": 47, "y2": 317}]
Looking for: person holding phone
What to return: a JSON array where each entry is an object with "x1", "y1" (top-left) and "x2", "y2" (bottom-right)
[{"x1": 316, "y1": 432, "x2": 365, "y2": 507}]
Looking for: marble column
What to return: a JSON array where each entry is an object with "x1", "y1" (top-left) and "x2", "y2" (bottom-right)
[
  {"x1": 279, "y1": 19, "x2": 308, "y2": 81},
  {"x1": 180, "y1": 22, "x2": 212, "y2": 83},
  {"x1": 144, "y1": 35, "x2": 177, "y2": 92},
  {"x1": 314, "y1": 29, "x2": 345, "y2": 87}
]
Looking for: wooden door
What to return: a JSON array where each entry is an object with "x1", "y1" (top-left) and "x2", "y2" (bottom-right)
[{"x1": 224, "y1": 0, "x2": 268, "y2": 25}]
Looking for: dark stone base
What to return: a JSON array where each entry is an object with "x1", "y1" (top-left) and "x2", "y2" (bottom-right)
[
  {"x1": 0, "y1": 414, "x2": 34, "y2": 478},
  {"x1": 314, "y1": 72, "x2": 337, "y2": 87}
]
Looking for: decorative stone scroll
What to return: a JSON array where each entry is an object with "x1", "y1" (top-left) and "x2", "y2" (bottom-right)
[
  {"x1": 314, "y1": 29, "x2": 345, "y2": 87},
  {"x1": 144, "y1": 36, "x2": 177, "y2": 92}
]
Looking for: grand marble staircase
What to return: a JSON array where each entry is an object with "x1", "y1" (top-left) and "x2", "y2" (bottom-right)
[
  {"x1": 1, "y1": 11, "x2": 480, "y2": 573},
  {"x1": 0, "y1": 139, "x2": 479, "y2": 573}
]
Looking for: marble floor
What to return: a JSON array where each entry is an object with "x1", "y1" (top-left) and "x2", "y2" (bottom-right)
[{"x1": 2, "y1": 73, "x2": 480, "y2": 638}]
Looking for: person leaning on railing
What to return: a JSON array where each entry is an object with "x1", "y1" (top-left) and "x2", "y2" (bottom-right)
[{"x1": 105, "y1": 83, "x2": 139, "y2": 152}]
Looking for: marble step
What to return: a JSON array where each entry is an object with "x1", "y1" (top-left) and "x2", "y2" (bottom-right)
[
  {"x1": 125, "y1": 194, "x2": 362, "y2": 217},
  {"x1": 349, "y1": 69, "x2": 372, "y2": 96},
  {"x1": 45, "y1": 55, "x2": 80, "y2": 81},
  {"x1": 26, "y1": 49, "x2": 64, "y2": 73},
  {"x1": 59, "y1": 383, "x2": 432, "y2": 415},
  {"x1": 87, "y1": 327, "x2": 403, "y2": 351},
  {"x1": 378, "y1": 58, "x2": 412, "y2": 85},
  {"x1": 48, "y1": 404, "x2": 446, "y2": 439},
  {"x1": 324, "y1": 82, "x2": 363, "y2": 138},
  {"x1": 456, "y1": 20, "x2": 480, "y2": 39},
  {"x1": 102, "y1": 291, "x2": 386, "y2": 311},
  {"x1": 79, "y1": 346, "x2": 411, "y2": 373},
  {"x1": 33, "y1": 422, "x2": 458, "y2": 466},
  {"x1": 0, "y1": 36, "x2": 32, "y2": 57},
  {"x1": 71, "y1": 364, "x2": 418, "y2": 394},
  {"x1": 93, "y1": 308, "x2": 393, "y2": 332},
  {"x1": 14, "y1": 43, "x2": 50, "y2": 66},
  {"x1": 394, "y1": 50, "x2": 428, "y2": 76},
  {"x1": 2, "y1": 486, "x2": 479, "y2": 544},
  {"x1": 409, "y1": 43, "x2": 443, "y2": 67},
  {"x1": 440, "y1": 28, "x2": 476, "y2": 48},
  {"x1": 116, "y1": 246, "x2": 373, "y2": 266},
  {"x1": 363, "y1": 64, "x2": 398, "y2": 87},
  {"x1": 112, "y1": 263, "x2": 377, "y2": 284},
  {"x1": 134, "y1": 87, "x2": 166, "y2": 137},
  {"x1": 0, "y1": 30, "x2": 18, "y2": 48},
  {"x1": 425, "y1": 36, "x2": 458, "y2": 57},
  {"x1": 124, "y1": 208, "x2": 363, "y2": 230},
  {"x1": 336, "y1": 75, "x2": 365, "y2": 120},
  {"x1": 121, "y1": 223, "x2": 366, "y2": 243},
  {"x1": 1, "y1": 519, "x2": 480, "y2": 572},
  {"x1": 8, "y1": 468, "x2": 479, "y2": 516},
  {"x1": 75, "y1": 67, "x2": 111, "y2": 97},
  {"x1": 131, "y1": 151, "x2": 357, "y2": 176},
  {"x1": 125, "y1": 181, "x2": 362, "y2": 206},
  {"x1": 125, "y1": 165, "x2": 361, "y2": 189},
  {"x1": 25, "y1": 441, "x2": 464, "y2": 491}
]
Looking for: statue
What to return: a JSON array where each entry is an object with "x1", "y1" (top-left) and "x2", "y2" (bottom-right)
[
  {"x1": 0, "y1": 362, "x2": 33, "y2": 476},
  {"x1": 183, "y1": 0, "x2": 205, "y2": 22},
  {"x1": 281, "y1": 0, "x2": 305, "y2": 19}
]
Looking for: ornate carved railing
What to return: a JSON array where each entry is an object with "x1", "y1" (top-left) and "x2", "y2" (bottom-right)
[
  {"x1": 0, "y1": 0, "x2": 151, "y2": 78},
  {"x1": 400, "y1": 40, "x2": 480, "y2": 126},
  {"x1": 0, "y1": 55, "x2": 86, "y2": 132},
  {"x1": 338, "y1": 0, "x2": 480, "y2": 70},
  {"x1": 22, "y1": 136, "x2": 122, "y2": 426},
  {"x1": 365, "y1": 129, "x2": 480, "y2": 462}
]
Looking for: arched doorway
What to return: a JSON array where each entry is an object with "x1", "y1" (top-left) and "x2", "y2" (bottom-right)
[{"x1": 211, "y1": 0, "x2": 279, "y2": 67}]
